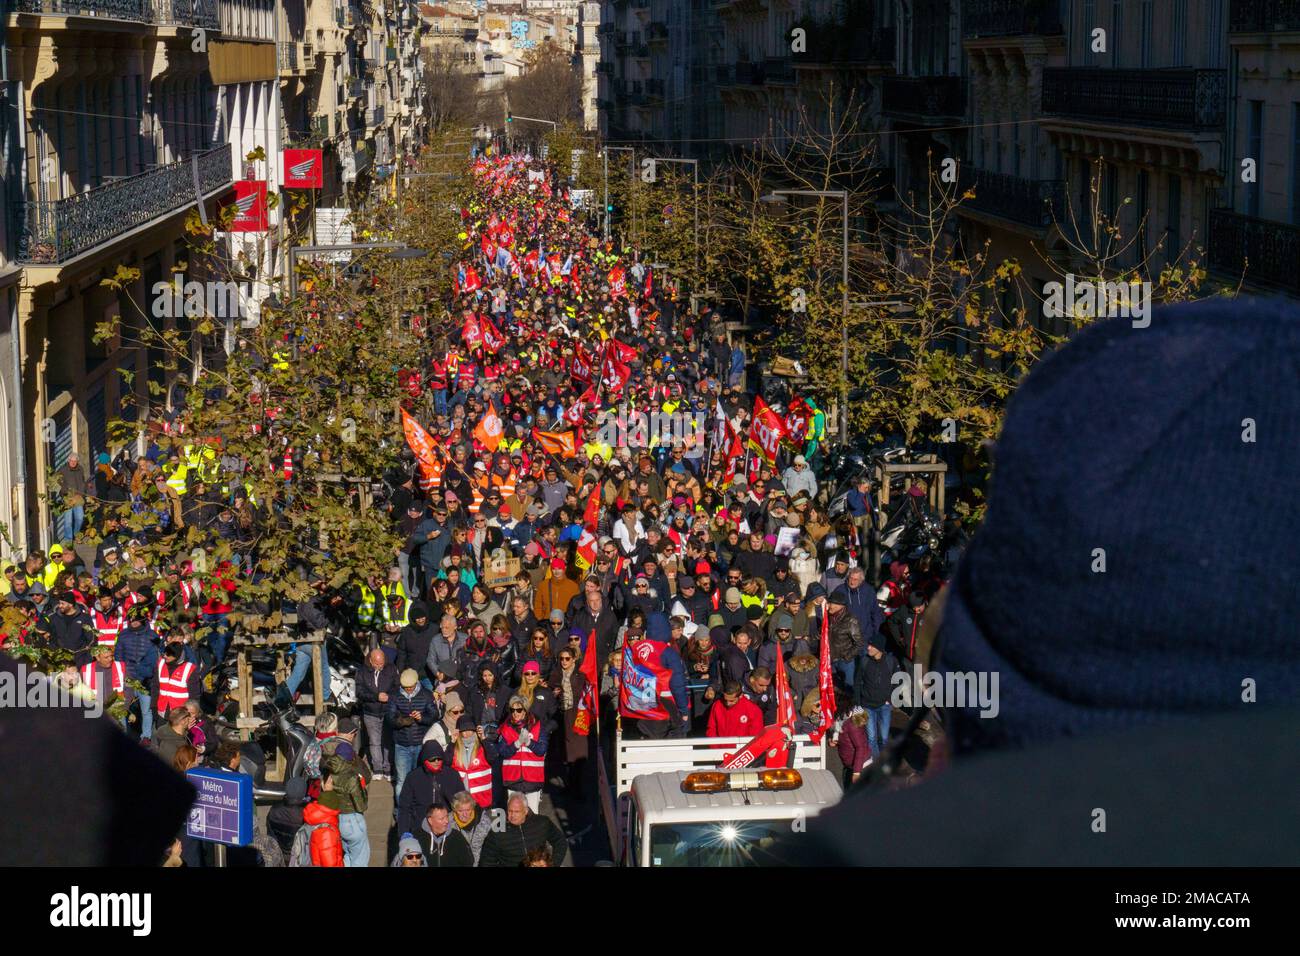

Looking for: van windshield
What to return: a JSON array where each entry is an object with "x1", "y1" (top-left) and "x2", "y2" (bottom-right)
[{"x1": 647, "y1": 820, "x2": 790, "y2": 867}]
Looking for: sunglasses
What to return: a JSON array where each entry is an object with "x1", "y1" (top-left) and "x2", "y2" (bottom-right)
[
  {"x1": 558, "y1": 656, "x2": 573, "y2": 662},
  {"x1": 449, "y1": 708, "x2": 464, "y2": 714},
  {"x1": 510, "y1": 706, "x2": 526, "y2": 713}
]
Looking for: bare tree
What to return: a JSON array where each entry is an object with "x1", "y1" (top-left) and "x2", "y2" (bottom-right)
[{"x1": 504, "y1": 41, "x2": 581, "y2": 130}]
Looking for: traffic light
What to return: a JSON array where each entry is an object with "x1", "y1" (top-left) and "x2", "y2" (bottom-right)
[
  {"x1": 506, "y1": 111, "x2": 513, "y2": 123},
  {"x1": 606, "y1": 203, "x2": 614, "y2": 213}
]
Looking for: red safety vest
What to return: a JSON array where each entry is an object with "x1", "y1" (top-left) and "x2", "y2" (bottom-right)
[
  {"x1": 618, "y1": 638, "x2": 674, "y2": 721},
  {"x1": 499, "y1": 718, "x2": 545, "y2": 786},
  {"x1": 482, "y1": 363, "x2": 501, "y2": 383},
  {"x1": 156, "y1": 659, "x2": 196, "y2": 714},
  {"x1": 81, "y1": 661, "x2": 125, "y2": 694},
  {"x1": 451, "y1": 743, "x2": 495, "y2": 807},
  {"x1": 456, "y1": 364, "x2": 477, "y2": 391},
  {"x1": 429, "y1": 359, "x2": 448, "y2": 390},
  {"x1": 92, "y1": 607, "x2": 123, "y2": 645}
]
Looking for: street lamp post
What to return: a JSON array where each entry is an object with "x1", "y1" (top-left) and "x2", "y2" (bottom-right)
[
  {"x1": 647, "y1": 156, "x2": 699, "y2": 275},
  {"x1": 762, "y1": 188, "x2": 851, "y2": 442}
]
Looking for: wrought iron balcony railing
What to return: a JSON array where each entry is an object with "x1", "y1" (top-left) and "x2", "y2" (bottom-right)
[
  {"x1": 152, "y1": 0, "x2": 217, "y2": 29},
  {"x1": 366, "y1": 106, "x2": 386, "y2": 127},
  {"x1": 958, "y1": 166, "x2": 1066, "y2": 228},
  {"x1": 1042, "y1": 68, "x2": 1227, "y2": 130},
  {"x1": 1229, "y1": 0, "x2": 1300, "y2": 31},
  {"x1": 1208, "y1": 208, "x2": 1300, "y2": 294},
  {"x1": 14, "y1": 0, "x2": 150, "y2": 21},
  {"x1": 881, "y1": 75, "x2": 967, "y2": 119},
  {"x1": 18, "y1": 144, "x2": 231, "y2": 265},
  {"x1": 963, "y1": 0, "x2": 1064, "y2": 38},
  {"x1": 278, "y1": 41, "x2": 299, "y2": 73}
]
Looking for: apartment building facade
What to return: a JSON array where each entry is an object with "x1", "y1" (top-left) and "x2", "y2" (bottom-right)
[
  {"x1": 0, "y1": 0, "x2": 428, "y2": 555},
  {"x1": 596, "y1": 0, "x2": 1297, "y2": 302}
]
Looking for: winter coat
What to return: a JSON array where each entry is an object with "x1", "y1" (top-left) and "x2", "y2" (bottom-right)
[
  {"x1": 414, "y1": 818, "x2": 475, "y2": 867},
  {"x1": 386, "y1": 685, "x2": 437, "y2": 747},
  {"x1": 837, "y1": 719, "x2": 873, "y2": 774},
  {"x1": 451, "y1": 804, "x2": 495, "y2": 865},
  {"x1": 479, "y1": 811, "x2": 569, "y2": 867},
  {"x1": 355, "y1": 663, "x2": 399, "y2": 717},
  {"x1": 854, "y1": 649, "x2": 899, "y2": 709},
  {"x1": 426, "y1": 630, "x2": 467, "y2": 683},
  {"x1": 719, "y1": 642, "x2": 756, "y2": 687},
  {"x1": 549, "y1": 666, "x2": 591, "y2": 764},
  {"x1": 396, "y1": 740, "x2": 467, "y2": 837},
  {"x1": 787, "y1": 653, "x2": 820, "y2": 706},
  {"x1": 321, "y1": 747, "x2": 372, "y2": 815},
  {"x1": 828, "y1": 610, "x2": 863, "y2": 662},
  {"x1": 396, "y1": 617, "x2": 440, "y2": 680},
  {"x1": 302, "y1": 800, "x2": 344, "y2": 867}
]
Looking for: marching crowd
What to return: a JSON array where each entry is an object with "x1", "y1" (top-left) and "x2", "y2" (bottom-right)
[{"x1": 1, "y1": 148, "x2": 949, "y2": 868}]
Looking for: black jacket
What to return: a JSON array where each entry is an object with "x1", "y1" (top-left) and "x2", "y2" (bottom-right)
[
  {"x1": 414, "y1": 820, "x2": 475, "y2": 867},
  {"x1": 396, "y1": 740, "x2": 467, "y2": 838},
  {"x1": 396, "y1": 618, "x2": 440, "y2": 680},
  {"x1": 355, "y1": 663, "x2": 399, "y2": 717},
  {"x1": 478, "y1": 812, "x2": 569, "y2": 867},
  {"x1": 853, "y1": 650, "x2": 899, "y2": 709}
]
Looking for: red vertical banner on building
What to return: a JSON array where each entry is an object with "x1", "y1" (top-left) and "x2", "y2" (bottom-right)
[
  {"x1": 282, "y1": 149, "x2": 324, "y2": 189},
  {"x1": 228, "y1": 180, "x2": 268, "y2": 232}
]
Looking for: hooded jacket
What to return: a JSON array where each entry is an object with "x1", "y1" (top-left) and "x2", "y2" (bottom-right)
[
  {"x1": 395, "y1": 739, "x2": 467, "y2": 838},
  {"x1": 396, "y1": 604, "x2": 439, "y2": 679},
  {"x1": 414, "y1": 816, "x2": 475, "y2": 867},
  {"x1": 386, "y1": 684, "x2": 436, "y2": 747}
]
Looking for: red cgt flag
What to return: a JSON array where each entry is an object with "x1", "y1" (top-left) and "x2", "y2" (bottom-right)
[
  {"x1": 808, "y1": 602, "x2": 836, "y2": 745},
  {"x1": 747, "y1": 396, "x2": 787, "y2": 467},
  {"x1": 574, "y1": 627, "x2": 600, "y2": 736}
]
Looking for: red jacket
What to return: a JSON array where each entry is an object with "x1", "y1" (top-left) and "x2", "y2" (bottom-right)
[
  {"x1": 706, "y1": 697, "x2": 764, "y2": 740},
  {"x1": 836, "y1": 717, "x2": 873, "y2": 774},
  {"x1": 302, "y1": 801, "x2": 344, "y2": 867}
]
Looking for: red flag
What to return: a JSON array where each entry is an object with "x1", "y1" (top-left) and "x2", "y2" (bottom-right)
[
  {"x1": 575, "y1": 528, "x2": 598, "y2": 571},
  {"x1": 644, "y1": 268, "x2": 653, "y2": 298},
  {"x1": 784, "y1": 397, "x2": 813, "y2": 448},
  {"x1": 767, "y1": 635, "x2": 796, "y2": 768},
  {"x1": 461, "y1": 265, "x2": 482, "y2": 293},
  {"x1": 722, "y1": 421, "x2": 745, "y2": 484},
  {"x1": 480, "y1": 314, "x2": 506, "y2": 354},
  {"x1": 461, "y1": 314, "x2": 483, "y2": 350},
  {"x1": 582, "y1": 480, "x2": 601, "y2": 532},
  {"x1": 574, "y1": 628, "x2": 600, "y2": 736},
  {"x1": 607, "y1": 338, "x2": 638, "y2": 365},
  {"x1": 808, "y1": 604, "x2": 836, "y2": 744},
  {"x1": 721, "y1": 723, "x2": 788, "y2": 771},
  {"x1": 600, "y1": 350, "x2": 631, "y2": 393},
  {"x1": 609, "y1": 265, "x2": 626, "y2": 298},
  {"x1": 571, "y1": 342, "x2": 595, "y2": 383},
  {"x1": 747, "y1": 396, "x2": 787, "y2": 467}
]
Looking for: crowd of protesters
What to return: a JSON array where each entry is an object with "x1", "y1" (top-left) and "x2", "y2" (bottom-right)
[{"x1": 0, "y1": 148, "x2": 952, "y2": 867}]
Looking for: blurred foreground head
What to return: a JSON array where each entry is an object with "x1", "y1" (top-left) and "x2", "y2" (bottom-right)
[{"x1": 939, "y1": 297, "x2": 1300, "y2": 752}]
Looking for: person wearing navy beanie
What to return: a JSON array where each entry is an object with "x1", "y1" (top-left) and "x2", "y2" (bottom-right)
[{"x1": 777, "y1": 299, "x2": 1300, "y2": 866}]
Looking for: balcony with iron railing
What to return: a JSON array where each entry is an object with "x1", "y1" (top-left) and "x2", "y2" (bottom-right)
[
  {"x1": 1041, "y1": 68, "x2": 1227, "y2": 131},
  {"x1": 881, "y1": 75, "x2": 967, "y2": 120},
  {"x1": 14, "y1": 0, "x2": 217, "y2": 28},
  {"x1": 152, "y1": 0, "x2": 217, "y2": 29},
  {"x1": 1229, "y1": 0, "x2": 1300, "y2": 31},
  {"x1": 366, "y1": 105, "x2": 386, "y2": 128},
  {"x1": 17, "y1": 144, "x2": 231, "y2": 265},
  {"x1": 278, "y1": 41, "x2": 300, "y2": 73},
  {"x1": 957, "y1": 166, "x2": 1066, "y2": 229},
  {"x1": 1208, "y1": 208, "x2": 1300, "y2": 295},
  {"x1": 962, "y1": 0, "x2": 1064, "y2": 38},
  {"x1": 13, "y1": 0, "x2": 150, "y2": 20},
  {"x1": 629, "y1": 42, "x2": 649, "y2": 58}
]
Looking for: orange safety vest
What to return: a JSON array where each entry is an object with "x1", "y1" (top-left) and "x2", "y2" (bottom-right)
[
  {"x1": 499, "y1": 718, "x2": 545, "y2": 786},
  {"x1": 92, "y1": 607, "x2": 123, "y2": 645},
  {"x1": 156, "y1": 659, "x2": 196, "y2": 714},
  {"x1": 451, "y1": 742, "x2": 494, "y2": 807},
  {"x1": 81, "y1": 661, "x2": 125, "y2": 694}
]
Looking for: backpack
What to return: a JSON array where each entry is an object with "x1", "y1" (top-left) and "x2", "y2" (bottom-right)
[{"x1": 288, "y1": 822, "x2": 329, "y2": 867}]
